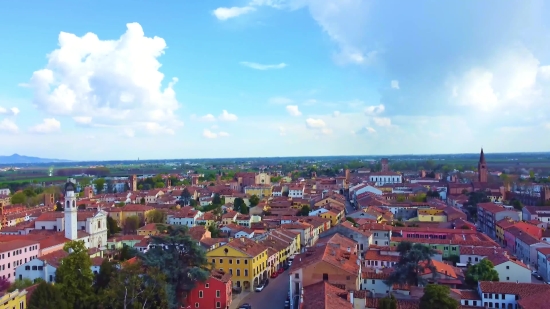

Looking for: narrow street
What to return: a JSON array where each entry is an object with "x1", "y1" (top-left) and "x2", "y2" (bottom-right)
[{"x1": 230, "y1": 270, "x2": 289, "y2": 309}]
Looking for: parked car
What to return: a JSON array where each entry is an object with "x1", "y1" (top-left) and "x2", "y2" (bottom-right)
[
  {"x1": 239, "y1": 304, "x2": 252, "y2": 309},
  {"x1": 277, "y1": 268, "x2": 284, "y2": 274},
  {"x1": 255, "y1": 284, "x2": 265, "y2": 292},
  {"x1": 283, "y1": 263, "x2": 290, "y2": 270},
  {"x1": 532, "y1": 272, "x2": 543, "y2": 280},
  {"x1": 271, "y1": 271, "x2": 278, "y2": 278}
]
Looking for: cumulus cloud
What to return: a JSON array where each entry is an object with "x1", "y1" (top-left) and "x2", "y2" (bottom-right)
[
  {"x1": 240, "y1": 62, "x2": 287, "y2": 70},
  {"x1": 286, "y1": 105, "x2": 302, "y2": 116},
  {"x1": 305, "y1": 118, "x2": 326, "y2": 129},
  {"x1": 449, "y1": 46, "x2": 546, "y2": 111},
  {"x1": 73, "y1": 116, "x2": 92, "y2": 125},
  {"x1": 219, "y1": 110, "x2": 238, "y2": 121},
  {"x1": 200, "y1": 114, "x2": 217, "y2": 122},
  {"x1": 203, "y1": 129, "x2": 230, "y2": 139},
  {"x1": 26, "y1": 22, "x2": 182, "y2": 135},
  {"x1": 364, "y1": 104, "x2": 385, "y2": 116},
  {"x1": 29, "y1": 118, "x2": 61, "y2": 134},
  {"x1": 0, "y1": 119, "x2": 18, "y2": 133},
  {"x1": 269, "y1": 97, "x2": 293, "y2": 104},
  {"x1": 0, "y1": 107, "x2": 20, "y2": 116},
  {"x1": 373, "y1": 117, "x2": 392, "y2": 127},
  {"x1": 213, "y1": 6, "x2": 256, "y2": 21},
  {"x1": 391, "y1": 80, "x2": 400, "y2": 89}
]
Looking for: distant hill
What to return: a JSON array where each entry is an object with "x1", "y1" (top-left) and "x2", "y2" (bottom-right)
[{"x1": 0, "y1": 154, "x2": 71, "y2": 164}]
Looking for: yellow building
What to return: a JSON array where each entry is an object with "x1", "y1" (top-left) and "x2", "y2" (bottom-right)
[
  {"x1": 0, "y1": 289, "x2": 27, "y2": 309},
  {"x1": 106, "y1": 204, "x2": 154, "y2": 226},
  {"x1": 416, "y1": 209, "x2": 447, "y2": 222},
  {"x1": 244, "y1": 185, "x2": 272, "y2": 198},
  {"x1": 320, "y1": 209, "x2": 343, "y2": 226},
  {"x1": 137, "y1": 223, "x2": 161, "y2": 236},
  {"x1": 207, "y1": 237, "x2": 269, "y2": 291}
]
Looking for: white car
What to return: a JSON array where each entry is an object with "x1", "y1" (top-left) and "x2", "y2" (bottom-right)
[{"x1": 255, "y1": 284, "x2": 265, "y2": 292}]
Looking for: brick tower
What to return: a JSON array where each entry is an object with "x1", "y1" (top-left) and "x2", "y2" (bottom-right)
[{"x1": 478, "y1": 148, "x2": 488, "y2": 183}]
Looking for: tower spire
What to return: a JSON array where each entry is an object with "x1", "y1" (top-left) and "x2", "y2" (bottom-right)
[{"x1": 479, "y1": 148, "x2": 486, "y2": 164}]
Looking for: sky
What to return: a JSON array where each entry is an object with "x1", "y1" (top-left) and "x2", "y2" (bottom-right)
[{"x1": 1, "y1": 0, "x2": 550, "y2": 160}]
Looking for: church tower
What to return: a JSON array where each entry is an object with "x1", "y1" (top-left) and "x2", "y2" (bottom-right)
[
  {"x1": 64, "y1": 178, "x2": 78, "y2": 240},
  {"x1": 478, "y1": 148, "x2": 488, "y2": 183}
]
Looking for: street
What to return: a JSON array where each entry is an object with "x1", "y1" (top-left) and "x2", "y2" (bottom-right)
[
  {"x1": 345, "y1": 198, "x2": 355, "y2": 215},
  {"x1": 230, "y1": 271, "x2": 289, "y2": 309}
]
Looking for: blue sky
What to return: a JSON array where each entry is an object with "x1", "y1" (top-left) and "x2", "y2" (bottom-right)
[{"x1": 1, "y1": 0, "x2": 549, "y2": 160}]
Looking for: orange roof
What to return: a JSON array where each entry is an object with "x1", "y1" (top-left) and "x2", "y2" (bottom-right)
[{"x1": 301, "y1": 281, "x2": 352, "y2": 309}]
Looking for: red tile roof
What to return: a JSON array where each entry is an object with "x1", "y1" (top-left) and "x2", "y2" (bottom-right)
[{"x1": 301, "y1": 281, "x2": 352, "y2": 309}]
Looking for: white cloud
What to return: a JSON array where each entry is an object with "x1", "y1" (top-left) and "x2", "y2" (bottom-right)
[
  {"x1": 305, "y1": 118, "x2": 326, "y2": 129},
  {"x1": 143, "y1": 122, "x2": 175, "y2": 135},
  {"x1": 200, "y1": 114, "x2": 217, "y2": 122},
  {"x1": 278, "y1": 126, "x2": 286, "y2": 136},
  {"x1": 366, "y1": 127, "x2": 376, "y2": 133},
  {"x1": 0, "y1": 119, "x2": 18, "y2": 133},
  {"x1": 73, "y1": 116, "x2": 92, "y2": 124},
  {"x1": 122, "y1": 128, "x2": 135, "y2": 138},
  {"x1": 332, "y1": 111, "x2": 340, "y2": 117},
  {"x1": 286, "y1": 105, "x2": 302, "y2": 116},
  {"x1": 373, "y1": 117, "x2": 392, "y2": 127},
  {"x1": 203, "y1": 129, "x2": 229, "y2": 139},
  {"x1": 449, "y1": 46, "x2": 545, "y2": 111},
  {"x1": 240, "y1": 61, "x2": 287, "y2": 70},
  {"x1": 0, "y1": 107, "x2": 20, "y2": 116},
  {"x1": 213, "y1": 6, "x2": 256, "y2": 21},
  {"x1": 269, "y1": 97, "x2": 293, "y2": 104},
  {"x1": 26, "y1": 23, "x2": 183, "y2": 135},
  {"x1": 29, "y1": 118, "x2": 61, "y2": 134},
  {"x1": 391, "y1": 80, "x2": 400, "y2": 89},
  {"x1": 219, "y1": 110, "x2": 238, "y2": 121},
  {"x1": 364, "y1": 104, "x2": 385, "y2": 115}
]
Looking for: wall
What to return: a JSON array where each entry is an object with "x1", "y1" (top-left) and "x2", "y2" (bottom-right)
[
  {"x1": 494, "y1": 261, "x2": 531, "y2": 283},
  {"x1": 0, "y1": 242, "x2": 40, "y2": 282}
]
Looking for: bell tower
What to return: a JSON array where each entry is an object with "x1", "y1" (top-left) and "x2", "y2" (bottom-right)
[
  {"x1": 64, "y1": 178, "x2": 78, "y2": 240},
  {"x1": 478, "y1": 148, "x2": 488, "y2": 183}
]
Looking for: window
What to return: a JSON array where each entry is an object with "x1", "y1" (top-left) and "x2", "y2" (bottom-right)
[
  {"x1": 507, "y1": 277, "x2": 509, "y2": 280},
  {"x1": 244, "y1": 270, "x2": 248, "y2": 276},
  {"x1": 205, "y1": 283, "x2": 209, "y2": 288},
  {"x1": 237, "y1": 259, "x2": 240, "y2": 264},
  {"x1": 216, "y1": 301, "x2": 221, "y2": 308},
  {"x1": 295, "y1": 273, "x2": 299, "y2": 279},
  {"x1": 244, "y1": 260, "x2": 248, "y2": 264},
  {"x1": 237, "y1": 269, "x2": 240, "y2": 276},
  {"x1": 322, "y1": 273, "x2": 328, "y2": 281},
  {"x1": 216, "y1": 290, "x2": 220, "y2": 298},
  {"x1": 199, "y1": 291, "x2": 203, "y2": 298},
  {"x1": 195, "y1": 303, "x2": 199, "y2": 308},
  {"x1": 506, "y1": 266, "x2": 509, "y2": 269},
  {"x1": 229, "y1": 259, "x2": 233, "y2": 264},
  {"x1": 219, "y1": 259, "x2": 223, "y2": 264}
]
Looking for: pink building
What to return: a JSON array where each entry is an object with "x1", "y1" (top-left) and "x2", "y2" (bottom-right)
[{"x1": 0, "y1": 240, "x2": 40, "y2": 282}]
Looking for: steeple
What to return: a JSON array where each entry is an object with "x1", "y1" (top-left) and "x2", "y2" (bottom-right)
[
  {"x1": 64, "y1": 178, "x2": 78, "y2": 240},
  {"x1": 479, "y1": 148, "x2": 486, "y2": 164}
]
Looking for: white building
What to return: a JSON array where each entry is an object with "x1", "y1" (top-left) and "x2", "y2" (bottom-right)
[
  {"x1": 33, "y1": 179, "x2": 108, "y2": 249},
  {"x1": 288, "y1": 185, "x2": 304, "y2": 198},
  {"x1": 166, "y1": 209, "x2": 202, "y2": 227},
  {"x1": 368, "y1": 172, "x2": 402, "y2": 186},
  {"x1": 0, "y1": 188, "x2": 10, "y2": 195}
]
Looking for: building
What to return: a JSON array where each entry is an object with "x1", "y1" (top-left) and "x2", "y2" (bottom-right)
[
  {"x1": 289, "y1": 185, "x2": 304, "y2": 198},
  {"x1": 206, "y1": 237, "x2": 269, "y2": 291},
  {"x1": 477, "y1": 203, "x2": 520, "y2": 240},
  {"x1": 0, "y1": 289, "x2": 27, "y2": 309},
  {"x1": 105, "y1": 204, "x2": 154, "y2": 227},
  {"x1": 478, "y1": 281, "x2": 550, "y2": 309},
  {"x1": 15, "y1": 250, "x2": 68, "y2": 282},
  {"x1": 0, "y1": 240, "x2": 40, "y2": 282},
  {"x1": 183, "y1": 269, "x2": 232, "y2": 309},
  {"x1": 478, "y1": 148, "x2": 488, "y2": 183},
  {"x1": 244, "y1": 185, "x2": 272, "y2": 198},
  {"x1": 368, "y1": 172, "x2": 402, "y2": 186},
  {"x1": 289, "y1": 242, "x2": 361, "y2": 309}
]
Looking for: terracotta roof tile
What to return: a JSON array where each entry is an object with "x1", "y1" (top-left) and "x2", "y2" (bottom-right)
[{"x1": 302, "y1": 281, "x2": 352, "y2": 309}]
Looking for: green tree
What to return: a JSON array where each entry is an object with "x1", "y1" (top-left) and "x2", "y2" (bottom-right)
[
  {"x1": 94, "y1": 258, "x2": 117, "y2": 292},
  {"x1": 107, "y1": 216, "x2": 121, "y2": 237},
  {"x1": 147, "y1": 209, "x2": 166, "y2": 223},
  {"x1": 208, "y1": 224, "x2": 221, "y2": 237},
  {"x1": 249, "y1": 194, "x2": 260, "y2": 206},
  {"x1": 28, "y1": 282, "x2": 69, "y2": 309},
  {"x1": 465, "y1": 259, "x2": 499, "y2": 286},
  {"x1": 124, "y1": 215, "x2": 140, "y2": 233},
  {"x1": 386, "y1": 241, "x2": 437, "y2": 287},
  {"x1": 212, "y1": 193, "x2": 222, "y2": 205},
  {"x1": 139, "y1": 226, "x2": 210, "y2": 308},
  {"x1": 180, "y1": 188, "x2": 192, "y2": 206},
  {"x1": 419, "y1": 284, "x2": 459, "y2": 309},
  {"x1": 7, "y1": 278, "x2": 33, "y2": 292},
  {"x1": 378, "y1": 294, "x2": 398, "y2": 309},
  {"x1": 511, "y1": 199, "x2": 523, "y2": 210},
  {"x1": 10, "y1": 191, "x2": 26, "y2": 204},
  {"x1": 55, "y1": 240, "x2": 95, "y2": 308},
  {"x1": 299, "y1": 205, "x2": 311, "y2": 216},
  {"x1": 140, "y1": 197, "x2": 146, "y2": 204},
  {"x1": 234, "y1": 198, "x2": 246, "y2": 213},
  {"x1": 155, "y1": 182, "x2": 165, "y2": 188},
  {"x1": 94, "y1": 178, "x2": 106, "y2": 194},
  {"x1": 101, "y1": 261, "x2": 168, "y2": 309},
  {"x1": 465, "y1": 190, "x2": 490, "y2": 221}
]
